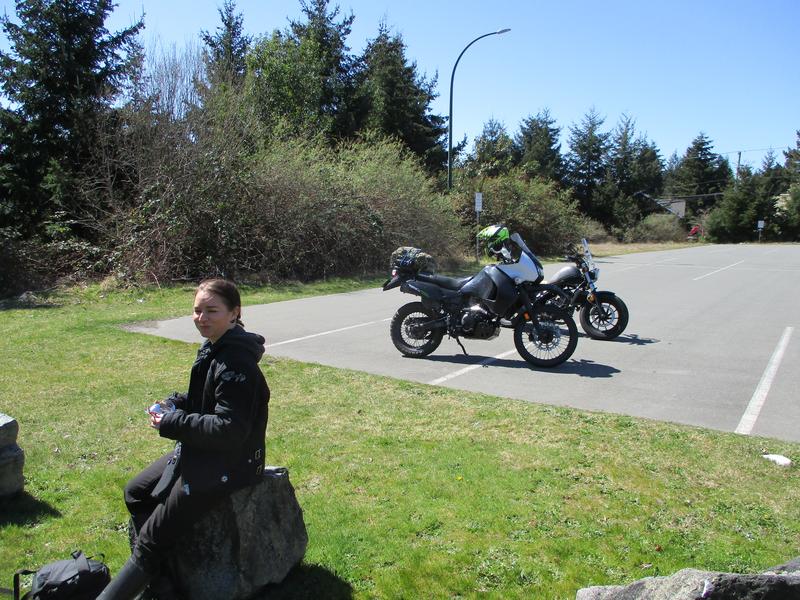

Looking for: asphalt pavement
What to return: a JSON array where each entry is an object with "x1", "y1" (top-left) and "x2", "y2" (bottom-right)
[{"x1": 129, "y1": 244, "x2": 800, "y2": 443}]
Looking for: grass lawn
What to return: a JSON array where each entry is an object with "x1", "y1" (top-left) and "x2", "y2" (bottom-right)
[{"x1": 1, "y1": 261, "x2": 798, "y2": 599}]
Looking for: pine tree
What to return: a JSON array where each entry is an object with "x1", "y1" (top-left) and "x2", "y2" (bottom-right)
[
  {"x1": 784, "y1": 131, "x2": 800, "y2": 184},
  {"x1": 246, "y1": 30, "x2": 330, "y2": 136},
  {"x1": 201, "y1": 0, "x2": 251, "y2": 86},
  {"x1": 565, "y1": 108, "x2": 610, "y2": 221},
  {"x1": 355, "y1": 23, "x2": 446, "y2": 172},
  {"x1": 514, "y1": 109, "x2": 563, "y2": 183},
  {"x1": 466, "y1": 119, "x2": 517, "y2": 179},
  {"x1": 289, "y1": 0, "x2": 356, "y2": 139},
  {"x1": 603, "y1": 116, "x2": 663, "y2": 228},
  {"x1": 756, "y1": 149, "x2": 789, "y2": 200},
  {"x1": 0, "y1": 0, "x2": 142, "y2": 235},
  {"x1": 667, "y1": 133, "x2": 732, "y2": 215},
  {"x1": 246, "y1": 0, "x2": 357, "y2": 140},
  {"x1": 706, "y1": 167, "x2": 759, "y2": 242}
]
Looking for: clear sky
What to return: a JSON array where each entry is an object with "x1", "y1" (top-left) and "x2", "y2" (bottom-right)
[{"x1": 2, "y1": 0, "x2": 798, "y2": 169}]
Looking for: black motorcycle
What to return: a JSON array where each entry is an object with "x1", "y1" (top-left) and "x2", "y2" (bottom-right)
[
  {"x1": 542, "y1": 239, "x2": 629, "y2": 340},
  {"x1": 382, "y1": 233, "x2": 578, "y2": 368}
]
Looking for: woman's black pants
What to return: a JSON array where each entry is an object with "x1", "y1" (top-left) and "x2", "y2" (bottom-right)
[{"x1": 123, "y1": 452, "x2": 223, "y2": 571}]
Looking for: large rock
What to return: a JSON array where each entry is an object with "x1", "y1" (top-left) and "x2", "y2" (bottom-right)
[
  {"x1": 0, "y1": 413, "x2": 19, "y2": 447},
  {"x1": 576, "y1": 558, "x2": 800, "y2": 600},
  {"x1": 0, "y1": 413, "x2": 24, "y2": 499},
  {"x1": 168, "y1": 467, "x2": 308, "y2": 600}
]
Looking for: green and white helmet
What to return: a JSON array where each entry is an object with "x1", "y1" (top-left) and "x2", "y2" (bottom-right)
[{"x1": 476, "y1": 224, "x2": 510, "y2": 255}]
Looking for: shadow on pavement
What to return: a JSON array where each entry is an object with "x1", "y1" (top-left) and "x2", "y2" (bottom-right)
[
  {"x1": 556, "y1": 359, "x2": 621, "y2": 378},
  {"x1": 609, "y1": 333, "x2": 659, "y2": 346},
  {"x1": 422, "y1": 353, "x2": 620, "y2": 377}
]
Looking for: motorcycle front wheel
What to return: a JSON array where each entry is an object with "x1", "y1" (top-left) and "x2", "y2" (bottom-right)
[
  {"x1": 579, "y1": 293, "x2": 629, "y2": 340},
  {"x1": 390, "y1": 301, "x2": 444, "y2": 358},
  {"x1": 513, "y1": 307, "x2": 578, "y2": 368}
]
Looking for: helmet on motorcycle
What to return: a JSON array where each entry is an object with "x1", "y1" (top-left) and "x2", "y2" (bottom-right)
[{"x1": 477, "y1": 224, "x2": 510, "y2": 256}]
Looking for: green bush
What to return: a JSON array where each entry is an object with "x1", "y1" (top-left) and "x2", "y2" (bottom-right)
[
  {"x1": 104, "y1": 122, "x2": 462, "y2": 282},
  {"x1": 452, "y1": 173, "x2": 584, "y2": 256},
  {"x1": 625, "y1": 213, "x2": 686, "y2": 242},
  {"x1": 577, "y1": 217, "x2": 613, "y2": 243}
]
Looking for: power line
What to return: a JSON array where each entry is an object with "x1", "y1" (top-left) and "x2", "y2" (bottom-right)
[{"x1": 717, "y1": 146, "x2": 790, "y2": 156}]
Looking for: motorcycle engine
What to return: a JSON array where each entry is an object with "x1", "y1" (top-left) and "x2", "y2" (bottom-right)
[{"x1": 459, "y1": 305, "x2": 500, "y2": 340}]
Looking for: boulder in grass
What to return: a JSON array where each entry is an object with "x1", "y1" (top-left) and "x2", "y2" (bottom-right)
[
  {"x1": 0, "y1": 413, "x2": 24, "y2": 499},
  {"x1": 167, "y1": 467, "x2": 308, "y2": 600},
  {"x1": 0, "y1": 413, "x2": 19, "y2": 448},
  {"x1": 575, "y1": 558, "x2": 800, "y2": 600}
]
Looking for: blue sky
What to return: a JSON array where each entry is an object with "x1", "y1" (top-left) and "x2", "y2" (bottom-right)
[{"x1": 2, "y1": 0, "x2": 798, "y2": 168}]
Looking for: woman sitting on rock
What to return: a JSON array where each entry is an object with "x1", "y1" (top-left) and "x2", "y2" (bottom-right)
[{"x1": 99, "y1": 278, "x2": 270, "y2": 599}]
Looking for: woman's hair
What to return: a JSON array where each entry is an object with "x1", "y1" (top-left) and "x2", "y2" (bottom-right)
[{"x1": 197, "y1": 278, "x2": 243, "y2": 326}]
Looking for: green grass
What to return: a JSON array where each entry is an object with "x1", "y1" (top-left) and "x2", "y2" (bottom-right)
[{"x1": 1, "y1": 280, "x2": 799, "y2": 599}]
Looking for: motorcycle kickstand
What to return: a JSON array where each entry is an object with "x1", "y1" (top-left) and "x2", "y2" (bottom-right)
[{"x1": 453, "y1": 336, "x2": 468, "y2": 356}]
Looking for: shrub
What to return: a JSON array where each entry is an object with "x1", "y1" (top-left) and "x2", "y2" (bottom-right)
[
  {"x1": 625, "y1": 213, "x2": 686, "y2": 242},
  {"x1": 452, "y1": 172, "x2": 584, "y2": 255},
  {"x1": 94, "y1": 102, "x2": 462, "y2": 283},
  {"x1": 577, "y1": 217, "x2": 612, "y2": 243}
]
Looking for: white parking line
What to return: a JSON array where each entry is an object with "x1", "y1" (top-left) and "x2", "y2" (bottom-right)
[
  {"x1": 735, "y1": 326, "x2": 794, "y2": 435},
  {"x1": 692, "y1": 260, "x2": 745, "y2": 281},
  {"x1": 615, "y1": 257, "x2": 678, "y2": 272},
  {"x1": 266, "y1": 318, "x2": 391, "y2": 348},
  {"x1": 428, "y1": 349, "x2": 520, "y2": 385}
]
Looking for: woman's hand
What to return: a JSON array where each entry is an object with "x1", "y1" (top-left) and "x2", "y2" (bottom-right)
[{"x1": 149, "y1": 411, "x2": 164, "y2": 429}]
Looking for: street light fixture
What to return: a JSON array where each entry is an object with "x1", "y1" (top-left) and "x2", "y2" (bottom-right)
[{"x1": 447, "y1": 28, "x2": 511, "y2": 190}]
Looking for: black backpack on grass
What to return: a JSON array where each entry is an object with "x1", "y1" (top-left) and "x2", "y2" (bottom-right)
[{"x1": 12, "y1": 551, "x2": 110, "y2": 600}]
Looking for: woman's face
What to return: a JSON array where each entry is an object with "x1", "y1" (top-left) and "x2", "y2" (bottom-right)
[{"x1": 193, "y1": 289, "x2": 238, "y2": 343}]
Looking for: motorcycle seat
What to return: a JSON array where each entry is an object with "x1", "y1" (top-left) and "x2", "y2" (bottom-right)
[{"x1": 416, "y1": 272, "x2": 473, "y2": 291}]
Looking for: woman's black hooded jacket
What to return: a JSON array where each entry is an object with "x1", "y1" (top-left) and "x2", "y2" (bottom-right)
[{"x1": 158, "y1": 326, "x2": 269, "y2": 495}]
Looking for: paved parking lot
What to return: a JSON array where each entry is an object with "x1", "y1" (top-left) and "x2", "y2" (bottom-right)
[{"x1": 130, "y1": 244, "x2": 800, "y2": 443}]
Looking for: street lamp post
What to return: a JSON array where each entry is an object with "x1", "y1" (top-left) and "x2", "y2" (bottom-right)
[{"x1": 447, "y1": 28, "x2": 510, "y2": 190}]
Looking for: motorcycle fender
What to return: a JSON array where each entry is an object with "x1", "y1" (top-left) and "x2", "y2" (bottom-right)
[
  {"x1": 382, "y1": 275, "x2": 402, "y2": 291},
  {"x1": 589, "y1": 290, "x2": 618, "y2": 304}
]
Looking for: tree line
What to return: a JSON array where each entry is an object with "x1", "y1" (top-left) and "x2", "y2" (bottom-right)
[
  {"x1": 462, "y1": 111, "x2": 799, "y2": 242},
  {"x1": 1, "y1": 0, "x2": 798, "y2": 296}
]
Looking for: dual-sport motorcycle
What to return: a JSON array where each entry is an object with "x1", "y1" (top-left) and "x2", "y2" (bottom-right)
[
  {"x1": 382, "y1": 225, "x2": 578, "y2": 368},
  {"x1": 541, "y1": 239, "x2": 629, "y2": 340}
]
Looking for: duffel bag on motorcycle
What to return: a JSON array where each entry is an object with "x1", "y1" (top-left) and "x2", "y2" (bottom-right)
[{"x1": 390, "y1": 247, "x2": 436, "y2": 274}]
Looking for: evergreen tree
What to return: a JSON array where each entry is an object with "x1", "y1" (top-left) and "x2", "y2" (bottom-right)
[
  {"x1": 514, "y1": 109, "x2": 563, "y2": 182},
  {"x1": 756, "y1": 149, "x2": 789, "y2": 201},
  {"x1": 246, "y1": 30, "x2": 330, "y2": 136},
  {"x1": 565, "y1": 108, "x2": 610, "y2": 221},
  {"x1": 603, "y1": 116, "x2": 663, "y2": 228},
  {"x1": 465, "y1": 119, "x2": 517, "y2": 179},
  {"x1": 201, "y1": 0, "x2": 251, "y2": 86},
  {"x1": 355, "y1": 22, "x2": 446, "y2": 173},
  {"x1": 705, "y1": 167, "x2": 760, "y2": 242},
  {"x1": 784, "y1": 131, "x2": 800, "y2": 184},
  {"x1": 778, "y1": 185, "x2": 800, "y2": 240},
  {"x1": 246, "y1": 0, "x2": 357, "y2": 140},
  {"x1": 289, "y1": 0, "x2": 357, "y2": 139},
  {"x1": 666, "y1": 133, "x2": 732, "y2": 215},
  {"x1": 0, "y1": 0, "x2": 142, "y2": 235}
]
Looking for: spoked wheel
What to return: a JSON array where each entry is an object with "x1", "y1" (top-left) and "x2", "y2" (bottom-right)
[
  {"x1": 390, "y1": 301, "x2": 444, "y2": 357},
  {"x1": 579, "y1": 293, "x2": 629, "y2": 340},
  {"x1": 513, "y1": 307, "x2": 578, "y2": 368}
]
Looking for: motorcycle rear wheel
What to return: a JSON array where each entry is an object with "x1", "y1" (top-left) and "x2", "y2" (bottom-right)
[
  {"x1": 390, "y1": 301, "x2": 444, "y2": 357},
  {"x1": 513, "y1": 307, "x2": 578, "y2": 368},
  {"x1": 579, "y1": 293, "x2": 629, "y2": 340}
]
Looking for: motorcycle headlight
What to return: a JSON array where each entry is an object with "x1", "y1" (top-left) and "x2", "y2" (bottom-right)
[{"x1": 590, "y1": 268, "x2": 599, "y2": 281}]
